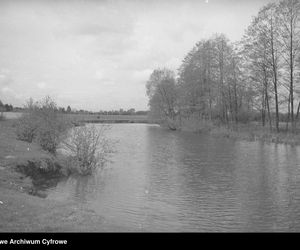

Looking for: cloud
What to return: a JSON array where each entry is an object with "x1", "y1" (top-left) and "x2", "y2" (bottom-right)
[
  {"x1": 37, "y1": 82, "x2": 47, "y2": 89},
  {"x1": 132, "y1": 69, "x2": 153, "y2": 82},
  {"x1": 0, "y1": 70, "x2": 14, "y2": 87},
  {"x1": 0, "y1": 86, "x2": 24, "y2": 105},
  {"x1": 0, "y1": 0, "x2": 271, "y2": 111},
  {"x1": 75, "y1": 23, "x2": 133, "y2": 37}
]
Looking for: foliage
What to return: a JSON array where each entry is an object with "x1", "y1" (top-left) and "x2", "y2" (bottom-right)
[
  {"x1": 61, "y1": 125, "x2": 113, "y2": 175},
  {"x1": 146, "y1": 68, "x2": 179, "y2": 129},
  {"x1": 0, "y1": 100, "x2": 13, "y2": 112},
  {"x1": 145, "y1": 0, "x2": 300, "y2": 133},
  {"x1": 16, "y1": 96, "x2": 73, "y2": 153}
]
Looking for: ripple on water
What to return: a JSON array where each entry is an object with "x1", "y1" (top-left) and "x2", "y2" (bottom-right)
[{"x1": 45, "y1": 124, "x2": 300, "y2": 232}]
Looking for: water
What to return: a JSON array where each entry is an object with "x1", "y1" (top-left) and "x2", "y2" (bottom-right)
[{"x1": 46, "y1": 124, "x2": 300, "y2": 232}]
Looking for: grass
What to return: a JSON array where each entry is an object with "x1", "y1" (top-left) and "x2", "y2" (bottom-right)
[
  {"x1": 0, "y1": 119, "x2": 50, "y2": 165},
  {"x1": 215, "y1": 124, "x2": 300, "y2": 145},
  {"x1": 65, "y1": 113, "x2": 149, "y2": 124},
  {"x1": 67, "y1": 113, "x2": 148, "y2": 121},
  {"x1": 179, "y1": 117, "x2": 300, "y2": 146},
  {"x1": 1, "y1": 112, "x2": 23, "y2": 120},
  {"x1": 3, "y1": 111, "x2": 150, "y2": 124}
]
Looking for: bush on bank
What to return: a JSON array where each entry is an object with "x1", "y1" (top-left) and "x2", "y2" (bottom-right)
[
  {"x1": 61, "y1": 125, "x2": 112, "y2": 175},
  {"x1": 14, "y1": 96, "x2": 114, "y2": 178},
  {"x1": 15, "y1": 97, "x2": 72, "y2": 154}
]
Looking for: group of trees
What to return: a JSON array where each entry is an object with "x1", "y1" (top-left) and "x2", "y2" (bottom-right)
[
  {"x1": 146, "y1": 0, "x2": 300, "y2": 133},
  {"x1": 0, "y1": 100, "x2": 13, "y2": 112},
  {"x1": 1, "y1": 99, "x2": 147, "y2": 117},
  {"x1": 57, "y1": 106, "x2": 72, "y2": 114},
  {"x1": 58, "y1": 107, "x2": 147, "y2": 116},
  {"x1": 97, "y1": 109, "x2": 147, "y2": 116}
]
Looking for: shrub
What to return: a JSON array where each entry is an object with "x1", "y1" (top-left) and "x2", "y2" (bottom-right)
[
  {"x1": 62, "y1": 125, "x2": 112, "y2": 175},
  {"x1": 15, "y1": 109, "x2": 39, "y2": 142},
  {"x1": 37, "y1": 128, "x2": 60, "y2": 154},
  {"x1": 15, "y1": 96, "x2": 73, "y2": 153}
]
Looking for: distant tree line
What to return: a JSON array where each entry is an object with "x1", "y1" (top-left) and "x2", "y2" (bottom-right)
[
  {"x1": 0, "y1": 99, "x2": 147, "y2": 116},
  {"x1": 146, "y1": 0, "x2": 300, "y2": 133},
  {"x1": 0, "y1": 100, "x2": 13, "y2": 112},
  {"x1": 62, "y1": 108, "x2": 148, "y2": 116},
  {"x1": 97, "y1": 109, "x2": 148, "y2": 116}
]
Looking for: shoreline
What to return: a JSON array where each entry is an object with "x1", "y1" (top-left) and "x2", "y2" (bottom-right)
[
  {"x1": 176, "y1": 119, "x2": 300, "y2": 146},
  {"x1": 0, "y1": 119, "x2": 130, "y2": 232},
  {"x1": 1, "y1": 118, "x2": 299, "y2": 231}
]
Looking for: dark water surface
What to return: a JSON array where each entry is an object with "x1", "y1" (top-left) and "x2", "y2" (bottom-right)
[{"x1": 47, "y1": 124, "x2": 300, "y2": 232}]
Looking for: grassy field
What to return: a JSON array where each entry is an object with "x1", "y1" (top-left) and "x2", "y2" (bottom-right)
[
  {"x1": 65, "y1": 113, "x2": 149, "y2": 123},
  {"x1": 2, "y1": 112, "x2": 149, "y2": 123},
  {"x1": 2, "y1": 112, "x2": 23, "y2": 120}
]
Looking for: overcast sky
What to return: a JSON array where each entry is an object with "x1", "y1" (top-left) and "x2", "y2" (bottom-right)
[{"x1": 0, "y1": 0, "x2": 273, "y2": 111}]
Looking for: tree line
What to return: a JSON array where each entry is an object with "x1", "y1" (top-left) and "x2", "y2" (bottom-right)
[
  {"x1": 0, "y1": 100, "x2": 13, "y2": 112},
  {"x1": 0, "y1": 98, "x2": 148, "y2": 116},
  {"x1": 146, "y1": 0, "x2": 300, "y2": 133}
]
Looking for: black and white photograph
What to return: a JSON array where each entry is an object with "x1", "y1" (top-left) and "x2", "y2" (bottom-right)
[{"x1": 1, "y1": 0, "x2": 300, "y2": 237}]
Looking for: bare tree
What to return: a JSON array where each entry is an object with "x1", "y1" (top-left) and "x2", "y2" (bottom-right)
[
  {"x1": 146, "y1": 68, "x2": 178, "y2": 129},
  {"x1": 277, "y1": 0, "x2": 300, "y2": 130}
]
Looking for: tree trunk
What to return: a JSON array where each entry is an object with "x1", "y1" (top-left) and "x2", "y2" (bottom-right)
[{"x1": 265, "y1": 89, "x2": 272, "y2": 131}]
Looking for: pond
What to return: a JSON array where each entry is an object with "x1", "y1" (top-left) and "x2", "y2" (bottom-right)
[{"x1": 46, "y1": 124, "x2": 300, "y2": 232}]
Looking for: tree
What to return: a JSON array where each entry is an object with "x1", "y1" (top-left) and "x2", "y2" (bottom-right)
[
  {"x1": 241, "y1": 3, "x2": 281, "y2": 131},
  {"x1": 178, "y1": 40, "x2": 215, "y2": 121},
  {"x1": 277, "y1": 0, "x2": 300, "y2": 130},
  {"x1": 177, "y1": 34, "x2": 248, "y2": 125},
  {"x1": 67, "y1": 106, "x2": 72, "y2": 113},
  {"x1": 144, "y1": 0, "x2": 300, "y2": 134},
  {"x1": 146, "y1": 68, "x2": 178, "y2": 129},
  {"x1": 0, "y1": 100, "x2": 4, "y2": 120}
]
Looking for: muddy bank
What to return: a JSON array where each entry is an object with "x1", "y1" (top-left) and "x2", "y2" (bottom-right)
[{"x1": 14, "y1": 156, "x2": 69, "y2": 198}]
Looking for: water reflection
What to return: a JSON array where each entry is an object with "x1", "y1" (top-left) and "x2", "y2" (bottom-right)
[{"x1": 46, "y1": 124, "x2": 300, "y2": 231}]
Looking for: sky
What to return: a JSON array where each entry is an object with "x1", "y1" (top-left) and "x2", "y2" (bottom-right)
[{"x1": 0, "y1": 0, "x2": 274, "y2": 111}]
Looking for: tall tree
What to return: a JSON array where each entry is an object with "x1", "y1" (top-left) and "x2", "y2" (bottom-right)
[
  {"x1": 277, "y1": 0, "x2": 300, "y2": 130},
  {"x1": 241, "y1": 3, "x2": 281, "y2": 131},
  {"x1": 146, "y1": 68, "x2": 178, "y2": 129},
  {"x1": 67, "y1": 105, "x2": 72, "y2": 113}
]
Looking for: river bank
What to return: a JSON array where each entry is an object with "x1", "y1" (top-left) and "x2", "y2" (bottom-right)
[
  {"x1": 208, "y1": 124, "x2": 300, "y2": 146},
  {"x1": 0, "y1": 119, "x2": 129, "y2": 232},
  {"x1": 178, "y1": 118, "x2": 300, "y2": 146}
]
